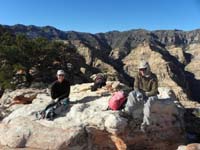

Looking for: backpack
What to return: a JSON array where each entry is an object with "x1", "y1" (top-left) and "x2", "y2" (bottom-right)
[
  {"x1": 91, "y1": 73, "x2": 107, "y2": 91},
  {"x1": 95, "y1": 73, "x2": 107, "y2": 84},
  {"x1": 108, "y1": 91, "x2": 127, "y2": 110},
  {"x1": 36, "y1": 98, "x2": 69, "y2": 120}
]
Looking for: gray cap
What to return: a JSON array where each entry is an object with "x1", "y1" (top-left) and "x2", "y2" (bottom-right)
[{"x1": 57, "y1": 70, "x2": 65, "y2": 75}]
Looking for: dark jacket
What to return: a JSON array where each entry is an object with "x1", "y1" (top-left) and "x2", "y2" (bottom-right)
[
  {"x1": 50, "y1": 79, "x2": 70, "y2": 100},
  {"x1": 134, "y1": 73, "x2": 158, "y2": 97}
]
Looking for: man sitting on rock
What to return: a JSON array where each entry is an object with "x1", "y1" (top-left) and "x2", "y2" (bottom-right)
[{"x1": 124, "y1": 60, "x2": 158, "y2": 132}]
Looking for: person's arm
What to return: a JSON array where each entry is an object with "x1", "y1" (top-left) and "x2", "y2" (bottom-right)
[
  {"x1": 67, "y1": 81, "x2": 70, "y2": 97},
  {"x1": 50, "y1": 83, "x2": 57, "y2": 99},
  {"x1": 145, "y1": 78, "x2": 158, "y2": 97}
]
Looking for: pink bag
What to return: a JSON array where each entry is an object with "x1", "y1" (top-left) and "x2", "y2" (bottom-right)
[{"x1": 108, "y1": 91, "x2": 126, "y2": 110}]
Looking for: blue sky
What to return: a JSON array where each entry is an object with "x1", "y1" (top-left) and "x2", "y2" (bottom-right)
[{"x1": 0, "y1": 0, "x2": 200, "y2": 33}]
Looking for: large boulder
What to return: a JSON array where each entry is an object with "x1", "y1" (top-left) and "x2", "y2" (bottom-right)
[
  {"x1": 0, "y1": 117, "x2": 87, "y2": 149},
  {"x1": 0, "y1": 82, "x2": 185, "y2": 150}
]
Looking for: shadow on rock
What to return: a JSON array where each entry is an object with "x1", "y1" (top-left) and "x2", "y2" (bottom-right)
[
  {"x1": 184, "y1": 108, "x2": 200, "y2": 143},
  {"x1": 71, "y1": 94, "x2": 110, "y2": 104}
]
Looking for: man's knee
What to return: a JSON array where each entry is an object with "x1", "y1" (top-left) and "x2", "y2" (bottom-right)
[
  {"x1": 146, "y1": 96, "x2": 157, "y2": 103},
  {"x1": 143, "y1": 96, "x2": 157, "y2": 113},
  {"x1": 149, "y1": 95, "x2": 158, "y2": 100}
]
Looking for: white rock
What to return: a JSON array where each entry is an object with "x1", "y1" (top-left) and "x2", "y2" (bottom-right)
[{"x1": 0, "y1": 82, "x2": 185, "y2": 149}]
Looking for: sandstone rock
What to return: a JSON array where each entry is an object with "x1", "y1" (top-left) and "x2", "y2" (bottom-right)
[
  {"x1": 0, "y1": 82, "x2": 186, "y2": 149},
  {"x1": 2, "y1": 93, "x2": 52, "y2": 123},
  {"x1": 178, "y1": 145, "x2": 187, "y2": 150},
  {"x1": 0, "y1": 117, "x2": 87, "y2": 149},
  {"x1": 0, "y1": 107, "x2": 11, "y2": 121},
  {"x1": 71, "y1": 40, "x2": 93, "y2": 65},
  {"x1": 185, "y1": 44, "x2": 200, "y2": 80},
  {"x1": 167, "y1": 45, "x2": 186, "y2": 64}
]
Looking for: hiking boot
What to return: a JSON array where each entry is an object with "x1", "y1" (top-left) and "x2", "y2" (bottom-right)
[{"x1": 35, "y1": 111, "x2": 45, "y2": 120}]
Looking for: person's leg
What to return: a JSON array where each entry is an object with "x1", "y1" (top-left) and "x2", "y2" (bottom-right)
[
  {"x1": 97, "y1": 80, "x2": 105, "y2": 88},
  {"x1": 62, "y1": 98, "x2": 69, "y2": 109},
  {"x1": 102, "y1": 80, "x2": 106, "y2": 87},
  {"x1": 141, "y1": 96, "x2": 157, "y2": 131},
  {"x1": 44, "y1": 101, "x2": 56, "y2": 111},
  {"x1": 91, "y1": 83, "x2": 98, "y2": 91},
  {"x1": 36, "y1": 101, "x2": 56, "y2": 119},
  {"x1": 124, "y1": 90, "x2": 144, "y2": 116},
  {"x1": 124, "y1": 90, "x2": 137, "y2": 113}
]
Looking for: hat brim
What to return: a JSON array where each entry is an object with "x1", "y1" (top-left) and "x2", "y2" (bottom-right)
[{"x1": 57, "y1": 73, "x2": 65, "y2": 75}]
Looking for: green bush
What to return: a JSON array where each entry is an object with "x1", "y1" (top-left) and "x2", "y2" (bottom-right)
[{"x1": 0, "y1": 26, "x2": 86, "y2": 88}]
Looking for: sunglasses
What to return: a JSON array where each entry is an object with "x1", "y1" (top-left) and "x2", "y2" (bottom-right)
[{"x1": 139, "y1": 68, "x2": 147, "y2": 71}]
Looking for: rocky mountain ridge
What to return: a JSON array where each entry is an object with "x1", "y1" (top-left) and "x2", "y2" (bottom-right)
[{"x1": 3, "y1": 24, "x2": 200, "y2": 46}]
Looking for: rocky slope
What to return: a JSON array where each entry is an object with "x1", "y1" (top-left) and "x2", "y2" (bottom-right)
[{"x1": 0, "y1": 81, "x2": 185, "y2": 150}]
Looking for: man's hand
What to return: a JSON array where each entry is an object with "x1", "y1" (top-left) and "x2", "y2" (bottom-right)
[
  {"x1": 145, "y1": 92, "x2": 150, "y2": 97},
  {"x1": 138, "y1": 90, "x2": 148, "y2": 101},
  {"x1": 136, "y1": 91, "x2": 145, "y2": 102}
]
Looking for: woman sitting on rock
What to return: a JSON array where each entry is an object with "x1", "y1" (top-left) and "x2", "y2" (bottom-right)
[
  {"x1": 37, "y1": 70, "x2": 70, "y2": 120},
  {"x1": 50, "y1": 70, "x2": 70, "y2": 101}
]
